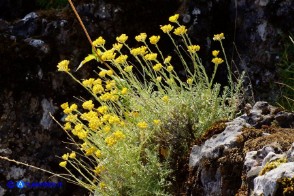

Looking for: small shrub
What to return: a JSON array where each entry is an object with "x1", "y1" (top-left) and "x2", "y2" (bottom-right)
[{"x1": 56, "y1": 13, "x2": 244, "y2": 195}]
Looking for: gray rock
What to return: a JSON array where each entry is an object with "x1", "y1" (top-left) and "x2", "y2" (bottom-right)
[
  {"x1": 6, "y1": 166, "x2": 26, "y2": 180},
  {"x1": 189, "y1": 117, "x2": 249, "y2": 168},
  {"x1": 287, "y1": 143, "x2": 294, "y2": 162},
  {"x1": 40, "y1": 98, "x2": 56, "y2": 130},
  {"x1": 0, "y1": 185, "x2": 5, "y2": 196},
  {"x1": 253, "y1": 163, "x2": 294, "y2": 196}
]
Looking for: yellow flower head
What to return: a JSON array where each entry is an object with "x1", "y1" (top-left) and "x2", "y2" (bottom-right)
[
  {"x1": 99, "y1": 70, "x2": 107, "y2": 78},
  {"x1": 121, "y1": 87, "x2": 128, "y2": 95},
  {"x1": 187, "y1": 78, "x2": 193, "y2": 85},
  {"x1": 137, "y1": 121, "x2": 148, "y2": 129},
  {"x1": 149, "y1": 35, "x2": 160, "y2": 45},
  {"x1": 92, "y1": 84, "x2": 104, "y2": 94},
  {"x1": 108, "y1": 115, "x2": 120, "y2": 124},
  {"x1": 101, "y1": 50, "x2": 116, "y2": 61},
  {"x1": 95, "y1": 150, "x2": 102, "y2": 158},
  {"x1": 82, "y1": 100, "x2": 94, "y2": 110},
  {"x1": 106, "y1": 70, "x2": 113, "y2": 76},
  {"x1": 166, "y1": 78, "x2": 174, "y2": 85},
  {"x1": 112, "y1": 43, "x2": 123, "y2": 51},
  {"x1": 169, "y1": 14, "x2": 179, "y2": 23},
  {"x1": 89, "y1": 118, "x2": 103, "y2": 130},
  {"x1": 82, "y1": 78, "x2": 95, "y2": 88},
  {"x1": 62, "y1": 153, "x2": 69, "y2": 160},
  {"x1": 160, "y1": 24, "x2": 174, "y2": 33},
  {"x1": 99, "y1": 182, "x2": 106, "y2": 189},
  {"x1": 135, "y1": 33, "x2": 147, "y2": 42},
  {"x1": 212, "y1": 50, "x2": 220, "y2": 57},
  {"x1": 59, "y1": 161, "x2": 67, "y2": 168},
  {"x1": 65, "y1": 114, "x2": 78, "y2": 123},
  {"x1": 164, "y1": 56, "x2": 172, "y2": 64},
  {"x1": 93, "y1": 78, "x2": 102, "y2": 85},
  {"x1": 130, "y1": 46, "x2": 148, "y2": 56},
  {"x1": 61, "y1": 102, "x2": 69, "y2": 110},
  {"x1": 167, "y1": 65, "x2": 174, "y2": 72},
  {"x1": 77, "y1": 130, "x2": 87, "y2": 140},
  {"x1": 114, "y1": 55, "x2": 128, "y2": 65},
  {"x1": 57, "y1": 60, "x2": 70, "y2": 72},
  {"x1": 105, "y1": 136, "x2": 116, "y2": 146},
  {"x1": 213, "y1": 33, "x2": 225, "y2": 41},
  {"x1": 94, "y1": 165, "x2": 105, "y2": 175},
  {"x1": 124, "y1": 65, "x2": 133, "y2": 72},
  {"x1": 153, "y1": 119, "x2": 161, "y2": 125},
  {"x1": 69, "y1": 152, "x2": 76, "y2": 159},
  {"x1": 162, "y1": 95, "x2": 169, "y2": 103},
  {"x1": 156, "y1": 76, "x2": 162, "y2": 82},
  {"x1": 187, "y1": 45, "x2": 200, "y2": 53},
  {"x1": 92, "y1": 36, "x2": 105, "y2": 47},
  {"x1": 174, "y1": 25, "x2": 187, "y2": 36},
  {"x1": 113, "y1": 130, "x2": 126, "y2": 140},
  {"x1": 116, "y1": 34, "x2": 128, "y2": 43},
  {"x1": 144, "y1": 53, "x2": 157, "y2": 61},
  {"x1": 153, "y1": 63, "x2": 163, "y2": 72},
  {"x1": 98, "y1": 105, "x2": 108, "y2": 114},
  {"x1": 102, "y1": 125, "x2": 111, "y2": 133},
  {"x1": 64, "y1": 122, "x2": 71, "y2": 130},
  {"x1": 212, "y1": 57, "x2": 224, "y2": 64},
  {"x1": 85, "y1": 146, "x2": 96, "y2": 156},
  {"x1": 70, "y1": 104, "x2": 77, "y2": 111}
]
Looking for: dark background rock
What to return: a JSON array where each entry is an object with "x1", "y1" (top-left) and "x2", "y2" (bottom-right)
[{"x1": 0, "y1": 0, "x2": 294, "y2": 195}]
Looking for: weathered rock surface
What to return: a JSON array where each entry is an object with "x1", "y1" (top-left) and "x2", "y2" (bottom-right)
[{"x1": 188, "y1": 101, "x2": 294, "y2": 195}]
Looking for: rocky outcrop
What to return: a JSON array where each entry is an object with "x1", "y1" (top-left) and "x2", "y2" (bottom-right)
[{"x1": 188, "y1": 102, "x2": 294, "y2": 195}]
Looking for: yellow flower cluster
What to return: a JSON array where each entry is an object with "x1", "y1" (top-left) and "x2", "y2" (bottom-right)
[
  {"x1": 112, "y1": 43, "x2": 123, "y2": 51},
  {"x1": 59, "y1": 161, "x2": 67, "y2": 167},
  {"x1": 94, "y1": 164, "x2": 105, "y2": 175},
  {"x1": 135, "y1": 33, "x2": 147, "y2": 42},
  {"x1": 174, "y1": 25, "x2": 187, "y2": 36},
  {"x1": 57, "y1": 60, "x2": 70, "y2": 72},
  {"x1": 131, "y1": 46, "x2": 148, "y2": 56},
  {"x1": 61, "y1": 102, "x2": 78, "y2": 114},
  {"x1": 114, "y1": 55, "x2": 128, "y2": 64},
  {"x1": 212, "y1": 50, "x2": 220, "y2": 57},
  {"x1": 160, "y1": 24, "x2": 174, "y2": 33},
  {"x1": 105, "y1": 130, "x2": 126, "y2": 146},
  {"x1": 213, "y1": 33, "x2": 225, "y2": 41},
  {"x1": 211, "y1": 57, "x2": 224, "y2": 65},
  {"x1": 149, "y1": 35, "x2": 160, "y2": 45},
  {"x1": 162, "y1": 95, "x2": 169, "y2": 103},
  {"x1": 187, "y1": 45, "x2": 200, "y2": 53},
  {"x1": 187, "y1": 78, "x2": 193, "y2": 85},
  {"x1": 100, "y1": 91, "x2": 119, "y2": 102},
  {"x1": 124, "y1": 65, "x2": 133, "y2": 72},
  {"x1": 101, "y1": 50, "x2": 116, "y2": 61},
  {"x1": 144, "y1": 53, "x2": 158, "y2": 61},
  {"x1": 85, "y1": 146, "x2": 96, "y2": 156},
  {"x1": 153, "y1": 63, "x2": 163, "y2": 71},
  {"x1": 99, "y1": 70, "x2": 113, "y2": 77},
  {"x1": 167, "y1": 65, "x2": 174, "y2": 72},
  {"x1": 82, "y1": 100, "x2": 94, "y2": 110},
  {"x1": 137, "y1": 121, "x2": 148, "y2": 129},
  {"x1": 116, "y1": 34, "x2": 128, "y2": 43},
  {"x1": 169, "y1": 14, "x2": 179, "y2": 23},
  {"x1": 164, "y1": 56, "x2": 171, "y2": 64},
  {"x1": 72, "y1": 123, "x2": 88, "y2": 139},
  {"x1": 92, "y1": 36, "x2": 105, "y2": 47}
]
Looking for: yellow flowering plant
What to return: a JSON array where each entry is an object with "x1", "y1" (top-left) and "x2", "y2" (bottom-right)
[{"x1": 55, "y1": 11, "x2": 244, "y2": 195}]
